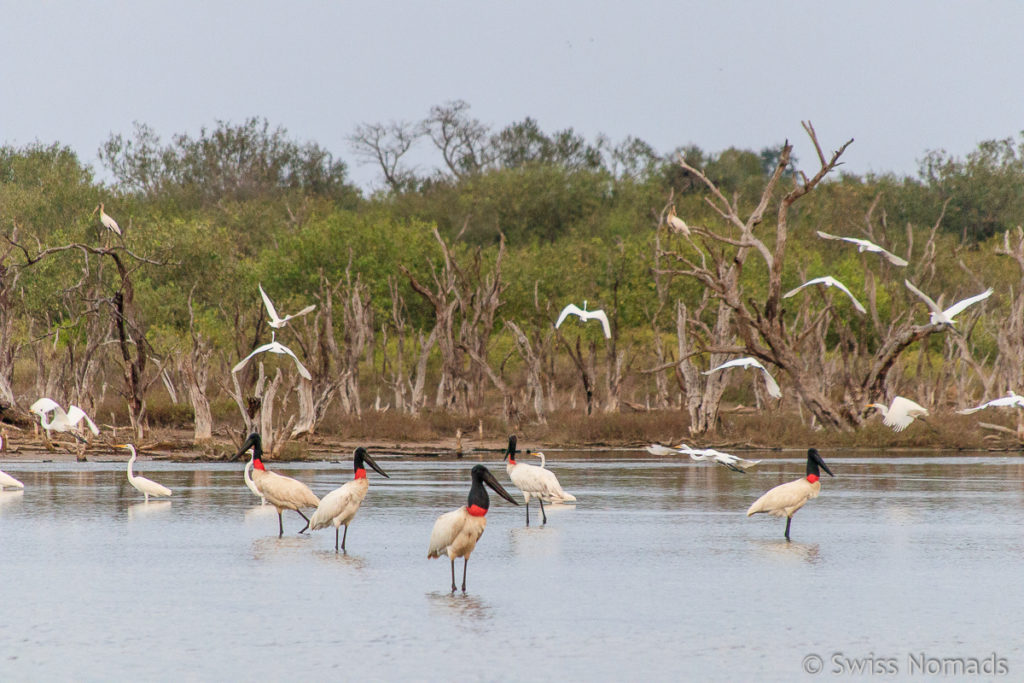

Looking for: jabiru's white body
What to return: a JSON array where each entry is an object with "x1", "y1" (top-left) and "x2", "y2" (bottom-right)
[
  {"x1": 120, "y1": 444, "x2": 172, "y2": 502},
  {"x1": 868, "y1": 396, "x2": 928, "y2": 432},
  {"x1": 0, "y1": 469, "x2": 24, "y2": 490},
  {"x1": 503, "y1": 437, "x2": 575, "y2": 525},
  {"x1": 237, "y1": 433, "x2": 319, "y2": 536},
  {"x1": 244, "y1": 455, "x2": 265, "y2": 505},
  {"x1": 747, "y1": 448, "x2": 834, "y2": 540},
  {"x1": 29, "y1": 398, "x2": 100, "y2": 438},
  {"x1": 310, "y1": 447, "x2": 389, "y2": 551}
]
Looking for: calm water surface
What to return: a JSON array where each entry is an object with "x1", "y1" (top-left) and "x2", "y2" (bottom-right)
[{"x1": 1, "y1": 450, "x2": 1023, "y2": 680}]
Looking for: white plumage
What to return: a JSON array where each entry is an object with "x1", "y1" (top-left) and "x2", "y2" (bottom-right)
[
  {"x1": 815, "y1": 230, "x2": 907, "y2": 266},
  {"x1": 237, "y1": 433, "x2": 320, "y2": 536},
  {"x1": 505, "y1": 443, "x2": 576, "y2": 525},
  {"x1": 95, "y1": 202, "x2": 122, "y2": 236},
  {"x1": 0, "y1": 469, "x2": 24, "y2": 490},
  {"x1": 555, "y1": 301, "x2": 611, "y2": 339},
  {"x1": 784, "y1": 276, "x2": 866, "y2": 314},
  {"x1": 29, "y1": 398, "x2": 100, "y2": 437},
  {"x1": 119, "y1": 444, "x2": 172, "y2": 502},
  {"x1": 232, "y1": 338, "x2": 312, "y2": 380},
  {"x1": 867, "y1": 396, "x2": 928, "y2": 432},
  {"x1": 747, "y1": 448, "x2": 834, "y2": 540},
  {"x1": 646, "y1": 443, "x2": 761, "y2": 472},
  {"x1": 244, "y1": 454, "x2": 265, "y2": 505},
  {"x1": 903, "y1": 280, "x2": 993, "y2": 326},
  {"x1": 958, "y1": 392, "x2": 1024, "y2": 415},
  {"x1": 665, "y1": 206, "x2": 690, "y2": 235},
  {"x1": 259, "y1": 283, "x2": 316, "y2": 329},
  {"x1": 702, "y1": 357, "x2": 782, "y2": 399},
  {"x1": 309, "y1": 447, "x2": 389, "y2": 551}
]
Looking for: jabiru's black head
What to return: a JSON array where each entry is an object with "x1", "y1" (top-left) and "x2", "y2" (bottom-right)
[
  {"x1": 468, "y1": 464, "x2": 519, "y2": 510},
  {"x1": 353, "y1": 446, "x2": 390, "y2": 478},
  {"x1": 502, "y1": 434, "x2": 518, "y2": 462},
  {"x1": 234, "y1": 432, "x2": 263, "y2": 461},
  {"x1": 806, "y1": 448, "x2": 835, "y2": 478}
]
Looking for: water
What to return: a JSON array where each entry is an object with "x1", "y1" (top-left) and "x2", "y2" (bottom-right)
[{"x1": 1, "y1": 450, "x2": 1023, "y2": 680}]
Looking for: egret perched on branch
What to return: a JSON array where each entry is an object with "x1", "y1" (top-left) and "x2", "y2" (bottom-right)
[
  {"x1": 866, "y1": 396, "x2": 928, "y2": 432},
  {"x1": 235, "y1": 432, "x2": 320, "y2": 537},
  {"x1": 29, "y1": 398, "x2": 100, "y2": 440},
  {"x1": 645, "y1": 443, "x2": 761, "y2": 473},
  {"x1": 428, "y1": 464, "x2": 518, "y2": 593},
  {"x1": 555, "y1": 301, "x2": 611, "y2": 339},
  {"x1": 815, "y1": 230, "x2": 907, "y2": 266},
  {"x1": 957, "y1": 392, "x2": 1024, "y2": 415},
  {"x1": 118, "y1": 444, "x2": 172, "y2": 502},
  {"x1": 784, "y1": 276, "x2": 866, "y2": 314},
  {"x1": 703, "y1": 357, "x2": 782, "y2": 399},
  {"x1": 244, "y1": 454, "x2": 265, "y2": 505},
  {"x1": 747, "y1": 448, "x2": 835, "y2": 540},
  {"x1": 903, "y1": 280, "x2": 994, "y2": 326},
  {"x1": 309, "y1": 447, "x2": 390, "y2": 552},
  {"x1": 93, "y1": 203, "x2": 122, "y2": 236},
  {"x1": 503, "y1": 435, "x2": 576, "y2": 525},
  {"x1": 259, "y1": 284, "x2": 316, "y2": 329},
  {"x1": 665, "y1": 206, "x2": 690, "y2": 236},
  {"x1": 232, "y1": 338, "x2": 312, "y2": 380}
]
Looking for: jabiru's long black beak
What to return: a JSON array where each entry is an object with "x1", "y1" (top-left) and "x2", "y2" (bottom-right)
[
  {"x1": 362, "y1": 452, "x2": 390, "y2": 479},
  {"x1": 233, "y1": 432, "x2": 261, "y2": 461},
  {"x1": 812, "y1": 449, "x2": 835, "y2": 477},
  {"x1": 482, "y1": 467, "x2": 519, "y2": 505}
]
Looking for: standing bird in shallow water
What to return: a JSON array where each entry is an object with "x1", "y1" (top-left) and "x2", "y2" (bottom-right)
[
  {"x1": 503, "y1": 435, "x2": 576, "y2": 525},
  {"x1": 428, "y1": 464, "x2": 519, "y2": 593},
  {"x1": 235, "y1": 432, "x2": 320, "y2": 537},
  {"x1": 119, "y1": 444, "x2": 172, "y2": 502},
  {"x1": 747, "y1": 448, "x2": 834, "y2": 541},
  {"x1": 244, "y1": 453, "x2": 265, "y2": 505},
  {"x1": 309, "y1": 447, "x2": 390, "y2": 552}
]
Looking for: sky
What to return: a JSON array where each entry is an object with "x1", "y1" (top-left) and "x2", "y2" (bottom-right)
[{"x1": 2, "y1": 1, "x2": 1023, "y2": 191}]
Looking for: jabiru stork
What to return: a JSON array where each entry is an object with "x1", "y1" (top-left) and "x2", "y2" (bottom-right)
[
  {"x1": 747, "y1": 448, "x2": 834, "y2": 541},
  {"x1": 503, "y1": 435, "x2": 575, "y2": 525},
  {"x1": 235, "y1": 432, "x2": 320, "y2": 537},
  {"x1": 309, "y1": 447, "x2": 390, "y2": 552}
]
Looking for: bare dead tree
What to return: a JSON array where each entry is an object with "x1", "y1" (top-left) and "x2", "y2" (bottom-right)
[
  {"x1": 348, "y1": 120, "x2": 421, "y2": 191},
  {"x1": 180, "y1": 287, "x2": 214, "y2": 445},
  {"x1": 505, "y1": 320, "x2": 547, "y2": 423}
]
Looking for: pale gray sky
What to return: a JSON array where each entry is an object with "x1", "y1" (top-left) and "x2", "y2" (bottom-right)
[{"x1": 2, "y1": 1, "x2": 1022, "y2": 190}]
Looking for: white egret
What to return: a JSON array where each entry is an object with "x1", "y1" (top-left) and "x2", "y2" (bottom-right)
[
  {"x1": 957, "y1": 392, "x2": 1024, "y2": 415},
  {"x1": 866, "y1": 396, "x2": 928, "y2": 432},
  {"x1": 309, "y1": 447, "x2": 390, "y2": 552},
  {"x1": 502, "y1": 436, "x2": 576, "y2": 525},
  {"x1": 815, "y1": 230, "x2": 907, "y2": 266},
  {"x1": 118, "y1": 444, "x2": 172, "y2": 502},
  {"x1": 236, "y1": 432, "x2": 320, "y2": 537},
  {"x1": 232, "y1": 338, "x2": 312, "y2": 380},
  {"x1": 747, "y1": 448, "x2": 835, "y2": 540},
  {"x1": 645, "y1": 443, "x2": 761, "y2": 472},
  {"x1": 259, "y1": 283, "x2": 316, "y2": 329},
  {"x1": 428, "y1": 464, "x2": 518, "y2": 593},
  {"x1": 665, "y1": 206, "x2": 690, "y2": 236},
  {"x1": 702, "y1": 357, "x2": 782, "y2": 399},
  {"x1": 555, "y1": 301, "x2": 611, "y2": 339},
  {"x1": 244, "y1": 454, "x2": 265, "y2": 505},
  {"x1": 29, "y1": 398, "x2": 100, "y2": 440},
  {"x1": 903, "y1": 280, "x2": 993, "y2": 326},
  {"x1": 93, "y1": 203, "x2": 122, "y2": 236},
  {"x1": 784, "y1": 276, "x2": 866, "y2": 314},
  {"x1": 0, "y1": 467, "x2": 24, "y2": 490}
]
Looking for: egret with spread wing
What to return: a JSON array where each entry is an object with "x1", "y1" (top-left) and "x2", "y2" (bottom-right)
[
  {"x1": 904, "y1": 280, "x2": 994, "y2": 326},
  {"x1": 29, "y1": 398, "x2": 100, "y2": 440},
  {"x1": 784, "y1": 276, "x2": 866, "y2": 314},
  {"x1": 867, "y1": 396, "x2": 928, "y2": 432},
  {"x1": 816, "y1": 230, "x2": 907, "y2": 266},
  {"x1": 703, "y1": 357, "x2": 781, "y2": 399},
  {"x1": 232, "y1": 338, "x2": 311, "y2": 380},
  {"x1": 957, "y1": 392, "x2": 1024, "y2": 415},
  {"x1": 555, "y1": 300, "x2": 611, "y2": 339},
  {"x1": 646, "y1": 443, "x2": 761, "y2": 472},
  {"x1": 259, "y1": 284, "x2": 316, "y2": 329}
]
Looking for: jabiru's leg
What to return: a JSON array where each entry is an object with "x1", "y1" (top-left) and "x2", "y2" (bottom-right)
[
  {"x1": 296, "y1": 510, "x2": 311, "y2": 534},
  {"x1": 539, "y1": 498, "x2": 547, "y2": 524},
  {"x1": 278, "y1": 511, "x2": 284, "y2": 538},
  {"x1": 784, "y1": 517, "x2": 792, "y2": 541},
  {"x1": 525, "y1": 499, "x2": 530, "y2": 526},
  {"x1": 334, "y1": 527, "x2": 340, "y2": 552},
  {"x1": 341, "y1": 525, "x2": 348, "y2": 552},
  {"x1": 449, "y1": 558, "x2": 457, "y2": 593},
  {"x1": 461, "y1": 558, "x2": 468, "y2": 593}
]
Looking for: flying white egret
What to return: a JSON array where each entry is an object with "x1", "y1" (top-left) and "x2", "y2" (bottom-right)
[
  {"x1": 665, "y1": 206, "x2": 690, "y2": 236},
  {"x1": 555, "y1": 301, "x2": 611, "y2": 339},
  {"x1": 866, "y1": 396, "x2": 928, "y2": 432},
  {"x1": 29, "y1": 398, "x2": 100, "y2": 440},
  {"x1": 903, "y1": 280, "x2": 994, "y2": 326},
  {"x1": 703, "y1": 357, "x2": 782, "y2": 399},
  {"x1": 784, "y1": 276, "x2": 866, "y2": 314},
  {"x1": 815, "y1": 230, "x2": 908, "y2": 266},
  {"x1": 93, "y1": 202, "x2": 122, "y2": 236},
  {"x1": 957, "y1": 392, "x2": 1024, "y2": 415},
  {"x1": 309, "y1": 447, "x2": 390, "y2": 552},
  {"x1": 232, "y1": 338, "x2": 312, "y2": 380},
  {"x1": 428, "y1": 464, "x2": 518, "y2": 593},
  {"x1": 502, "y1": 436, "x2": 576, "y2": 525},
  {"x1": 236, "y1": 432, "x2": 320, "y2": 537},
  {"x1": 118, "y1": 444, "x2": 172, "y2": 502},
  {"x1": 747, "y1": 448, "x2": 835, "y2": 540},
  {"x1": 645, "y1": 443, "x2": 761, "y2": 473},
  {"x1": 259, "y1": 283, "x2": 316, "y2": 329},
  {"x1": 244, "y1": 454, "x2": 265, "y2": 505}
]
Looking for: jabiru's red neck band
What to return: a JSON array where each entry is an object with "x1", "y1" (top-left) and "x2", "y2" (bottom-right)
[
  {"x1": 354, "y1": 468, "x2": 367, "y2": 479},
  {"x1": 467, "y1": 504, "x2": 487, "y2": 517},
  {"x1": 508, "y1": 458, "x2": 516, "y2": 466},
  {"x1": 806, "y1": 474, "x2": 819, "y2": 483},
  {"x1": 253, "y1": 459, "x2": 265, "y2": 471}
]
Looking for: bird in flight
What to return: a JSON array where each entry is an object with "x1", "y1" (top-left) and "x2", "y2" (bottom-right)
[
  {"x1": 259, "y1": 284, "x2": 316, "y2": 329},
  {"x1": 816, "y1": 230, "x2": 907, "y2": 266},
  {"x1": 903, "y1": 280, "x2": 993, "y2": 326},
  {"x1": 784, "y1": 276, "x2": 866, "y2": 314},
  {"x1": 703, "y1": 357, "x2": 782, "y2": 399},
  {"x1": 232, "y1": 339, "x2": 312, "y2": 380},
  {"x1": 555, "y1": 301, "x2": 611, "y2": 339}
]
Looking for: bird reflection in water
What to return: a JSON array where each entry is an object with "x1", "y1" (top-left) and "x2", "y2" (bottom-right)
[
  {"x1": 0, "y1": 489, "x2": 24, "y2": 513},
  {"x1": 250, "y1": 535, "x2": 313, "y2": 560},
  {"x1": 311, "y1": 549, "x2": 367, "y2": 570},
  {"x1": 752, "y1": 539, "x2": 821, "y2": 565},
  {"x1": 427, "y1": 591, "x2": 492, "y2": 623},
  {"x1": 128, "y1": 500, "x2": 172, "y2": 520}
]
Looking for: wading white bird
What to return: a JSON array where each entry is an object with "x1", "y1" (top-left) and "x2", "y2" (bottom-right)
[
  {"x1": 747, "y1": 448, "x2": 835, "y2": 540},
  {"x1": 232, "y1": 338, "x2": 312, "y2": 380},
  {"x1": 957, "y1": 392, "x2": 1024, "y2": 415},
  {"x1": 645, "y1": 443, "x2": 761, "y2": 473},
  {"x1": 29, "y1": 398, "x2": 100, "y2": 440},
  {"x1": 259, "y1": 283, "x2": 316, "y2": 329},
  {"x1": 555, "y1": 301, "x2": 612, "y2": 339},
  {"x1": 309, "y1": 447, "x2": 390, "y2": 552},
  {"x1": 244, "y1": 454, "x2": 265, "y2": 505},
  {"x1": 784, "y1": 276, "x2": 866, "y2": 314},
  {"x1": 815, "y1": 230, "x2": 908, "y2": 266},
  {"x1": 665, "y1": 205, "x2": 690, "y2": 236},
  {"x1": 93, "y1": 202, "x2": 122, "y2": 236},
  {"x1": 703, "y1": 357, "x2": 782, "y2": 399},
  {"x1": 118, "y1": 444, "x2": 172, "y2": 502},
  {"x1": 236, "y1": 432, "x2": 320, "y2": 536},
  {"x1": 503, "y1": 435, "x2": 576, "y2": 525},
  {"x1": 0, "y1": 467, "x2": 24, "y2": 490},
  {"x1": 428, "y1": 464, "x2": 518, "y2": 593},
  {"x1": 866, "y1": 396, "x2": 929, "y2": 432},
  {"x1": 903, "y1": 280, "x2": 994, "y2": 326}
]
